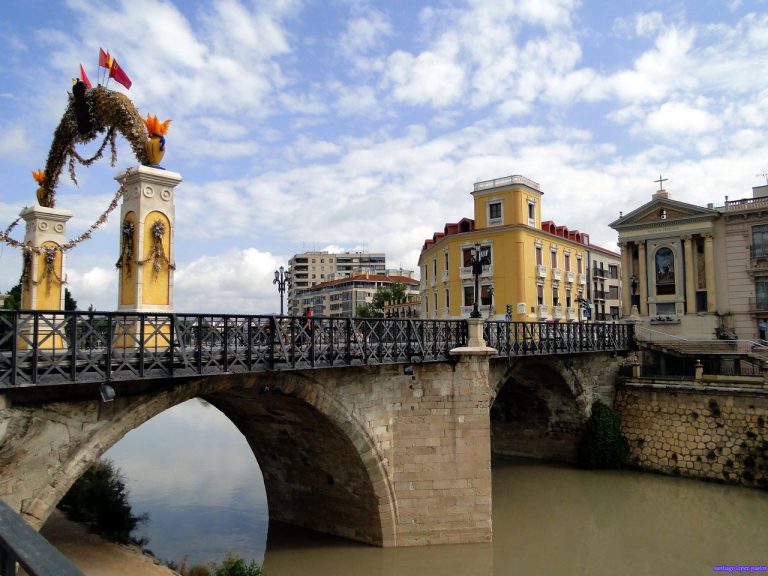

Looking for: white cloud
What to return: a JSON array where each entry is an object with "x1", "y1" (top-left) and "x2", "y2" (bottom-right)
[
  {"x1": 645, "y1": 101, "x2": 723, "y2": 136},
  {"x1": 339, "y1": 7, "x2": 392, "y2": 63},
  {"x1": 0, "y1": 124, "x2": 31, "y2": 161},
  {"x1": 385, "y1": 43, "x2": 466, "y2": 107},
  {"x1": 174, "y1": 247, "x2": 281, "y2": 313}
]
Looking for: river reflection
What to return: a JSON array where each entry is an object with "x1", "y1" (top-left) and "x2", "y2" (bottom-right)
[{"x1": 106, "y1": 399, "x2": 768, "y2": 574}]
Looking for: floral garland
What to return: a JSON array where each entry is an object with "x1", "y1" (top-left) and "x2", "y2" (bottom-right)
[
  {"x1": 32, "y1": 246, "x2": 67, "y2": 293},
  {"x1": 137, "y1": 218, "x2": 175, "y2": 275},
  {"x1": 3, "y1": 218, "x2": 20, "y2": 237},
  {"x1": 115, "y1": 220, "x2": 135, "y2": 277},
  {"x1": 67, "y1": 127, "x2": 117, "y2": 186},
  {"x1": 0, "y1": 168, "x2": 132, "y2": 256}
]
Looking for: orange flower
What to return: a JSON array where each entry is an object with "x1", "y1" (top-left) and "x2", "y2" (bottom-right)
[
  {"x1": 32, "y1": 169, "x2": 45, "y2": 184},
  {"x1": 142, "y1": 114, "x2": 172, "y2": 137}
]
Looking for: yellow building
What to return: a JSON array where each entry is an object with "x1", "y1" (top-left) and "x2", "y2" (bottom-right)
[{"x1": 418, "y1": 175, "x2": 591, "y2": 321}]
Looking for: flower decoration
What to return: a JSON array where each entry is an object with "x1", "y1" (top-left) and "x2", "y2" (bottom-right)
[
  {"x1": 32, "y1": 169, "x2": 45, "y2": 185},
  {"x1": 142, "y1": 114, "x2": 171, "y2": 137}
]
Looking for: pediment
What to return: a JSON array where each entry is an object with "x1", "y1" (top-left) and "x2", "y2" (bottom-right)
[{"x1": 610, "y1": 196, "x2": 719, "y2": 230}]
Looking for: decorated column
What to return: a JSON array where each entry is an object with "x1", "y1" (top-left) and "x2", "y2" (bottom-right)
[
  {"x1": 114, "y1": 165, "x2": 181, "y2": 348},
  {"x1": 116, "y1": 165, "x2": 182, "y2": 313},
  {"x1": 18, "y1": 204, "x2": 72, "y2": 349}
]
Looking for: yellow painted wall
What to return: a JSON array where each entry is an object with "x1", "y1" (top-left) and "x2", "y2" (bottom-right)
[
  {"x1": 142, "y1": 211, "x2": 171, "y2": 306},
  {"x1": 421, "y1": 225, "x2": 586, "y2": 320},
  {"x1": 36, "y1": 241, "x2": 63, "y2": 310},
  {"x1": 119, "y1": 211, "x2": 137, "y2": 306}
]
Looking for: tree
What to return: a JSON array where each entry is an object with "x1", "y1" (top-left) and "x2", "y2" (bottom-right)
[
  {"x1": 64, "y1": 287, "x2": 77, "y2": 311},
  {"x1": 359, "y1": 283, "x2": 409, "y2": 318},
  {"x1": 2, "y1": 283, "x2": 21, "y2": 310},
  {"x1": 58, "y1": 458, "x2": 148, "y2": 544},
  {"x1": 578, "y1": 401, "x2": 629, "y2": 469}
]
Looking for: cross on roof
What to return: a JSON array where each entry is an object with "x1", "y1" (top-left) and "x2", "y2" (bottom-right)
[{"x1": 654, "y1": 174, "x2": 668, "y2": 191}]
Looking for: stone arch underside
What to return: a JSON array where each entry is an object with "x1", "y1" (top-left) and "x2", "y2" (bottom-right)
[
  {"x1": 489, "y1": 357, "x2": 591, "y2": 462},
  {"x1": 0, "y1": 372, "x2": 394, "y2": 546}
]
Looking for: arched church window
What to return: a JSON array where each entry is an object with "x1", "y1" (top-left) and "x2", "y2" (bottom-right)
[{"x1": 655, "y1": 247, "x2": 675, "y2": 295}]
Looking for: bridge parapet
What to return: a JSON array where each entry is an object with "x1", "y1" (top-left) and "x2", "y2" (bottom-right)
[
  {"x1": 0, "y1": 311, "x2": 467, "y2": 388},
  {"x1": 0, "y1": 310, "x2": 633, "y2": 389}
]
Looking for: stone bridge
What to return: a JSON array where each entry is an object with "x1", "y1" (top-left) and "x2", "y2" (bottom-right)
[{"x1": 0, "y1": 314, "x2": 631, "y2": 546}]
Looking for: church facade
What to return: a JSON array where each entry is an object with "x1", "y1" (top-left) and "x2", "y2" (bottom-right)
[{"x1": 611, "y1": 182, "x2": 768, "y2": 341}]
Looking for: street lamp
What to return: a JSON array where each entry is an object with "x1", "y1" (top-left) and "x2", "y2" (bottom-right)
[
  {"x1": 273, "y1": 266, "x2": 291, "y2": 316},
  {"x1": 470, "y1": 243, "x2": 489, "y2": 319}
]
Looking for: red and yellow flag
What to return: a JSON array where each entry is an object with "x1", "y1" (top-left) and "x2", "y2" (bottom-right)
[
  {"x1": 108, "y1": 58, "x2": 132, "y2": 89},
  {"x1": 99, "y1": 47, "x2": 111, "y2": 69}
]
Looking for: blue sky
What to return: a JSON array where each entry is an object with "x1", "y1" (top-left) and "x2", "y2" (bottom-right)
[{"x1": 1, "y1": 0, "x2": 767, "y2": 313}]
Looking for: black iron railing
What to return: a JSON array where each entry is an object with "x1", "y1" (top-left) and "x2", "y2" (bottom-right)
[
  {"x1": 0, "y1": 311, "x2": 634, "y2": 388},
  {"x1": 0, "y1": 500, "x2": 84, "y2": 576},
  {"x1": 484, "y1": 321, "x2": 633, "y2": 356},
  {"x1": 0, "y1": 311, "x2": 468, "y2": 387}
]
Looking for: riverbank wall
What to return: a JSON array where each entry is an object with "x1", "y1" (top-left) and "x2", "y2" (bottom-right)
[{"x1": 616, "y1": 380, "x2": 768, "y2": 488}]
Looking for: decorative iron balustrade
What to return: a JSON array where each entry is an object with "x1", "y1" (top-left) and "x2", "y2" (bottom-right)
[
  {"x1": 484, "y1": 321, "x2": 633, "y2": 356},
  {"x1": 0, "y1": 311, "x2": 635, "y2": 388},
  {"x1": 0, "y1": 311, "x2": 467, "y2": 387}
]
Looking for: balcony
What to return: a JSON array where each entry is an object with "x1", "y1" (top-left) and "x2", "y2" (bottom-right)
[
  {"x1": 591, "y1": 267, "x2": 606, "y2": 279},
  {"x1": 551, "y1": 268, "x2": 562, "y2": 281},
  {"x1": 578, "y1": 273, "x2": 587, "y2": 285},
  {"x1": 748, "y1": 297, "x2": 768, "y2": 311},
  {"x1": 565, "y1": 271, "x2": 575, "y2": 284},
  {"x1": 461, "y1": 305, "x2": 492, "y2": 316},
  {"x1": 537, "y1": 304, "x2": 549, "y2": 319},
  {"x1": 474, "y1": 174, "x2": 540, "y2": 192},
  {"x1": 460, "y1": 265, "x2": 493, "y2": 279},
  {"x1": 441, "y1": 270, "x2": 449, "y2": 283},
  {"x1": 567, "y1": 307, "x2": 578, "y2": 320},
  {"x1": 535, "y1": 264, "x2": 547, "y2": 278},
  {"x1": 552, "y1": 305, "x2": 564, "y2": 320},
  {"x1": 594, "y1": 290, "x2": 606, "y2": 301},
  {"x1": 488, "y1": 216, "x2": 503, "y2": 226}
]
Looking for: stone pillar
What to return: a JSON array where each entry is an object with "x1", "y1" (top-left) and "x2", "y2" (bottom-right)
[
  {"x1": 637, "y1": 241, "x2": 648, "y2": 316},
  {"x1": 18, "y1": 205, "x2": 73, "y2": 350},
  {"x1": 620, "y1": 242, "x2": 631, "y2": 316},
  {"x1": 683, "y1": 236, "x2": 696, "y2": 315},
  {"x1": 114, "y1": 165, "x2": 182, "y2": 347},
  {"x1": 19, "y1": 206, "x2": 72, "y2": 311},
  {"x1": 704, "y1": 234, "x2": 717, "y2": 312}
]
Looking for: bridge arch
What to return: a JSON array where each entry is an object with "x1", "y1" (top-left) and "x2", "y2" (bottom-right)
[
  {"x1": 1, "y1": 372, "x2": 396, "y2": 546},
  {"x1": 488, "y1": 355, "x2": 620, "y2": 462}
]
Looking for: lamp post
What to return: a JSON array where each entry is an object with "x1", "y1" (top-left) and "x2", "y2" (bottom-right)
[
  {"x1": 273, "y1": 266, "x2": 290, "y2": 316},
  {"x1": 470, "y1": 243, "x2": 489, "y2": 319}
]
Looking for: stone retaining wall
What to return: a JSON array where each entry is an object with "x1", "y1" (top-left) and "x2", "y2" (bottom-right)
[{"x1": 616, "y1": 384, "x2": 768, "y2": 488}]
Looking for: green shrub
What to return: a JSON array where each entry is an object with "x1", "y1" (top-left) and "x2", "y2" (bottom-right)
[
  {"x1": 211, "y1": 553, "x2": 264, "y2": 576},
  {"x1": 578, "y1": 401, "x2": 629, "y2": 469},
  {"x1": 58, "y1": 458, "x2": 147, "y2": 544}
]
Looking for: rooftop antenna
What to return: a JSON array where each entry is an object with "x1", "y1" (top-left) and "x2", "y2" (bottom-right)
[{"x1": 757, "y1": 171, "x2": 768, "y2": 185}]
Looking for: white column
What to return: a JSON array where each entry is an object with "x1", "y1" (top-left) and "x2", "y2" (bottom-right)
[{"x1": 638, "y1": 241, "x2": 648, "y2": 316}]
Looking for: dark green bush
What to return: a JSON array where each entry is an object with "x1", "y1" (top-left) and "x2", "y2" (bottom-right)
[
  {"x1": 58, "y1": 458, "x2": 147, "y2": 544},
  {"x1": 578, "y1": 401, "x2": 629, "y2": 469}
]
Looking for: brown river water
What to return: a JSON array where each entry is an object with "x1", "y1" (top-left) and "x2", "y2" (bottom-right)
[{"x1": 101, "y1": 399, "x2": 767, "y2": 575}]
